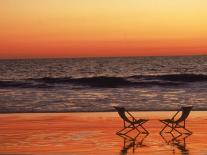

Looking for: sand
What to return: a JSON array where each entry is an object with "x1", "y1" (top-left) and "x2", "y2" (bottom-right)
[{"x1": 0, "y1": 111, "x2": 206, "y2": 155}]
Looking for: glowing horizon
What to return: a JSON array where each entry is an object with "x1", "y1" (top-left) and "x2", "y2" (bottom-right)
[{"x1": 0, "y1": 0, "x2": 207, "y2": 59}]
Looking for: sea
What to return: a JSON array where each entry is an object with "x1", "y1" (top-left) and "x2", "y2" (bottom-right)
[{"x1": 0, "y1": 55, "x2": 206, "y2": 113}]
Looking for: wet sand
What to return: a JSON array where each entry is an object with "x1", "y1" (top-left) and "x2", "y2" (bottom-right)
[{"x1": 0, "y1": 111, "x2": 206, "y2": 155}]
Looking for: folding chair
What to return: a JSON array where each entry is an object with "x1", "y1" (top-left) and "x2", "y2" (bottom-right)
[
  {"x1": 160, "y1": 106, "x2": 193, "y2": 134},
  {"x1": 114, "y1": 106, "x2": 149, "y2": 135}
]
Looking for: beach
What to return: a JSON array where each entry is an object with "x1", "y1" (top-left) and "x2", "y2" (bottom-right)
[
  {"x1": 0, "y1": 111, "x2": 206, "y2": 155},
  {"x1": 1, "y1": 0, "x2": 207, "y2": 154}
]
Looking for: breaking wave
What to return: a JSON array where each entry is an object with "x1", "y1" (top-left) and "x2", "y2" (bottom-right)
[{"x1": 0, "y1": 74, "x2": 207, "y2": 88}]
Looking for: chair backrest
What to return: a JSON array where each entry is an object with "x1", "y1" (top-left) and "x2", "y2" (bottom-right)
[
  {"x1": 114, "y1": 106, "x2": 132, "y2": 123},
  {"x1": 175, "y1": 106, "x2": 193, "y2": 123}
]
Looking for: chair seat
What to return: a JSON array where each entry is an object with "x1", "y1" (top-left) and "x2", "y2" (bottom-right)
[
  {"x1": 133, "y1": 119, "x2": 148, "y2": 124},
  {"x1": 160, "y1": 119, "x2": 175, "y2": 123}
]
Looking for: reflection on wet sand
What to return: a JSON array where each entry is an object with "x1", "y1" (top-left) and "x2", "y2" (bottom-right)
[
  {"x1": 118, "y1": 133, "x2": 149, "y2": 155},
  {"x1": 160, "y1": 133, "x2": 191, "y2": 155},
  {"x1": 0, "y1": 112, "x2": 206, "y2": 155}
]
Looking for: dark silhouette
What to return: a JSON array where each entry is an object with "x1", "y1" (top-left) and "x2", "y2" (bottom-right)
[
  {"x1": 160, "y1": 132, "x2": 191, "y2": 155},
  {"x1": 114, "y1": 106, "x2": 149, "y2": 135},
  {"x1": 160, "y1": 106, "x2": 193, "y2": 135},
  {"x1": 118, "y1": 133, "x2": 149, "y2": 155}
]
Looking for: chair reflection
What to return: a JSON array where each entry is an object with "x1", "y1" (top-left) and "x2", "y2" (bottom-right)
[
  {"x1": 160, "y1": 132, "x2": 191, "y2": 155},
  {"x1": 118, "y1": 133, "x2": 149, "y2": 155}
]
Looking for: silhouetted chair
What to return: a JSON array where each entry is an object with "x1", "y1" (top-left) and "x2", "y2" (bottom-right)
[
  {"x1": 114, "y1": 106, "x2": 149, "y2": 135},
  {"x1": 160, "y1": 106, "x2": 193, "y2": 134}
]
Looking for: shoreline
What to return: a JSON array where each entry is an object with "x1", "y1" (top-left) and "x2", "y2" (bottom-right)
[
  {"x1": 1, "y1": 111, "x2": 207, "y2": 119},
  {"x1": 1, "y1": 54, "x2": 206, "y2": 61},
  {"x1": 0, "y1": 110, "x2": 207, "y2": 114}
]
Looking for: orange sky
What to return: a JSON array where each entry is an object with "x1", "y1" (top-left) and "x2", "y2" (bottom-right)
[{"x1": 0, "y1": 0, "x2": 207, "y2": 59}]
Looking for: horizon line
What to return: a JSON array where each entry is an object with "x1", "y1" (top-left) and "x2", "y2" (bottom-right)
[{"x1": 0, "y1": 54, "x2": 206, "y2": 61}]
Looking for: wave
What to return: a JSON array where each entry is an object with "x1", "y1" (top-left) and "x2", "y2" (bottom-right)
[
  {"x1": 33, "y1": 76, "x2": 184, "y2": 87},
  {"x1": 130, "y1": 74, "x2": 207, "y2": 82},
  {"x1": 0, "y1": 74, "x2": 207, "y2": 88},
  {"x1": 0, "y1": 81, "x2": 52, "y2": 89}
]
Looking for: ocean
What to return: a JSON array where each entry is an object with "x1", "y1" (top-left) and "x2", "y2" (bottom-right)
[{"x1": 0, "y1": 55, "x2": 206, "y2": 113}]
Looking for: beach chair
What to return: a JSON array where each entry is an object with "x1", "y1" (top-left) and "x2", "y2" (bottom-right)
[
  {"x1": 114, "y1": 106, "x2": 149, "y2": 135},
  {"x1": 160, "y1": 106, "x2": 193, "y2": 134}
]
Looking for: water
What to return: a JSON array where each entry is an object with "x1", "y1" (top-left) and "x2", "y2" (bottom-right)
[{"x1": 0, "y1": 55, "x2": 206, "y2": 112}]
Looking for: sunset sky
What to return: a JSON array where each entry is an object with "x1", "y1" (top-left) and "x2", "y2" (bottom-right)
[{"x1": 0, "y1": 0, "x2": 207, "y2": 59}]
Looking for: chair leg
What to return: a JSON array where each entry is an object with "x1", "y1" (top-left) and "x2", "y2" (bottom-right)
[
  {"x1": 116, "y1": 127, "x2": 127, "y2": 135},
  {"x1": 183, "y1": 128, "x2": 192, "y2": 134},
  {"x1": 134, "y1": 125, "x2": 141, "y2": 133},
  {"x1": 117, "y1": 124, "x2": 136, "y2": 135},
  {"x1": 160, "y1": 133, "x2": 168, "y2": 143},
  {"x1": 172, "y1": 127, "x2": 182, "y2": 135},
  {"x1": 117, "y1": 122, "x2": 149, "y2": 135},
  {"x1": 123, "y1": 127, "x2": 137, "y2": 135},
  {"x1": 139, "y1": 124, "x2": 149, "y2": 134},
  {"x1": 163, "y1": 124, "x2": 182, "y2": 135},
  {"x1": 160, "y1": 122, "x2": 169, "y2": 133},
  {"x1": 133, "y1": 122, "x2": 148, "y2": 134},
  {"x1": 166, "y1": 124, "x2": 174, "y2": 133},
  {"x1": 176, "y1": 124, "x2": 192, "y2": 135}
]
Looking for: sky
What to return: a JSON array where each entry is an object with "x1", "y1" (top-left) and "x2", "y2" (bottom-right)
[{"x1": 0, "y1": 0, "x2": 207, "y2": 59}]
